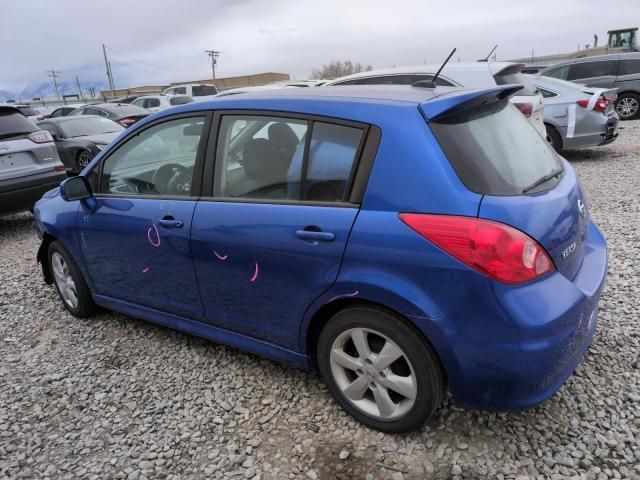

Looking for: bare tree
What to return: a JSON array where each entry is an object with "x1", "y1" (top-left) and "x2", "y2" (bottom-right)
[{"x1": 311, "y1": 60, "x2": 373, "y2": 79}]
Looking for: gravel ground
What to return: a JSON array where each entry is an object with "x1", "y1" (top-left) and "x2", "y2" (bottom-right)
[{"x1": 1, "y1": 121, "x2": 639, "y2": 480}]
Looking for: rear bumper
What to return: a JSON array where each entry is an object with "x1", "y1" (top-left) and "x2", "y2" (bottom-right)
[
  {"x1": 436, "y1": 221, "x2": 607, "y2": 410},
  {"x1": 0, "y1": 170, "x2": 67, "y2": 215}
]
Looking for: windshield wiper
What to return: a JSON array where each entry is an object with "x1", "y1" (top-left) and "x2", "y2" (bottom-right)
[{"x1": 522, "y1": 167, "x2": 563, "y2": 194}]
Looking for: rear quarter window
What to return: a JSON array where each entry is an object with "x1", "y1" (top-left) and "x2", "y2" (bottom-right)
[{"x1": 430, "y1": 101, "x2": 561, "y2": 196}]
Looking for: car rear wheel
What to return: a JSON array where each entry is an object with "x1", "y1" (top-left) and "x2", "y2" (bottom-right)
[
  {"x1": 77, "y1": 149, "x2": 93, "y2": 171},
  {"x1": 317, "y1": 306, "x2": 445, "y2": 432},
  {"x1": 48, "y1": 241, "x2": 96, "y2": 317},
  {"x1": 615, "y1": 93, "x2": 640, "y2": 120},
  {"x1": 545, "y1": 124, "x2": 563, "y2": 152}
]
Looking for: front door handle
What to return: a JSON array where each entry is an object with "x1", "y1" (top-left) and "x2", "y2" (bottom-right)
[
  {"x1": 296, "y1": 229, "x2": 335, "y2": 242},
  {"x1": 158, "y1": 217, "x2": 184, "y2": 228}
]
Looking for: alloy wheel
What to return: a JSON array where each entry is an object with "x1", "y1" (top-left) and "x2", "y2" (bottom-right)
[
  {"x1": 78, "y1": 151, "x2": 92, "y2": 168},
  {"x1": 329, "y1": 327, "x2": 417, "y2": 420},
  {"x1": 51, "y1": 252, "x2": 79, "y2": 309},
  {"x1": 616, "y1": 97, "x2": 639, "y2": 119}
]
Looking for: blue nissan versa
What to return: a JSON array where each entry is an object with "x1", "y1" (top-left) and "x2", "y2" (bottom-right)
[{"x1": 32, "y1": 85, "x2": 607, "y2": 432}]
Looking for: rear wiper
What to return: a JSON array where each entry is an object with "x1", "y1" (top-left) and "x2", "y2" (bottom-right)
[{"x1": 522, "y1": 167, "x2": 563, "y2": 194}]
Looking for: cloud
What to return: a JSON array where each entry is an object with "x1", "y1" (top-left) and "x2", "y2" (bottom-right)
[{"x1": 2, "y1": 0, "x2": 640, "y2": 92}]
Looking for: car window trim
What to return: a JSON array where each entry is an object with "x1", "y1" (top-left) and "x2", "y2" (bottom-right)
[
  {"x1": 93, "y1": 111, "x2": 213, "y2": 199},
  {"x1": 201, "y1": 109, "x2": 379, "y2": 207}
]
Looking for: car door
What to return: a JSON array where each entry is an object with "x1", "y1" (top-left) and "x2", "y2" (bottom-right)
[
  {"x1": 569, "y1": 59, "x2": 619, "y2": 88},
  {"x1": 77, "y1": 112, "x2": 211, "y2": 319},
  {"x1": 190, "y1": 112, "x2": 376, "y2": 350}
]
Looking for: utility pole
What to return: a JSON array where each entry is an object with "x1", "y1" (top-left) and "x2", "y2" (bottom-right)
[
  {"x1": 47, "y1": 69, "x2": 61, "y2": 99},
  {"x1": 205, "y1": 50, "x2": 220, "y2": 79},
  {"x1": 102, "y1": 44, "x2": 115, "y2": 95},
  {"x1": 75, "y1": 76, "x2": 84, "y2": 99}
]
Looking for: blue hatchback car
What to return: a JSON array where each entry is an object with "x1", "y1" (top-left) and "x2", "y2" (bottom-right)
[{"x1": 33, "y1": 85, "x2": 607, "y2": 432}]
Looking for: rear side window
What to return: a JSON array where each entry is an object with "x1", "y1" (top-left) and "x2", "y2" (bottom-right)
[
  {"x1": 430, "y1": 101, "x2": 561, "y2": 196},
  {"x1": 0, "y1": 109, "x2": 38, "y2": 139},
  {"x1": 493, "y1": 67, "x2": 537, "y2": 95},
  {"x1": 619, "y1": 59, "x2": 640, "y2": 76},
  {"x1": 571, "y1": 60, "x2": 617, "y2": 79},
  {"x1": 544, "y1": 65, "x2": 570, "y2": 80},
  {"x1": 192, "y1": 85, "x2": 218, "y2": 96},
  {"x1": 214, "y1": 115, "x2": 364, "y2": 203}
]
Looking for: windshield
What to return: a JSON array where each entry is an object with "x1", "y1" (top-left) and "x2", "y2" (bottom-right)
[
  {"x1": 430, "y1": 101, "x2": 561, "y2": 195},
  {"x1": 60, "y1": 117, "x2": 124, "y2": 137}
]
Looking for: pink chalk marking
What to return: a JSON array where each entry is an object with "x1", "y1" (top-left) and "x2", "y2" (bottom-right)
[
  {"x1": 250, "y1": 262, "x2": 259, "y2": 282},
  {"x1": 327, "y1": 290, "x2": 359, "y2": 303},
  {"x1": 147, "y1": 224, "x2": 160, "y2": 247},
  {"x1": 213, "y1": 251, "x2": 228, "y2": 261},
  {"x1": 142, "y1": 267, "x2": 150, "y2": 273}
]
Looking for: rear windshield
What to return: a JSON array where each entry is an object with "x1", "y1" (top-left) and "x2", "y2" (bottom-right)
[
  {"x1": 0, "y1": 109, "x2": 38, "y2": 139},
  {"x1": 17, "y1": 106, "x2": 39, "y2": 117},
  {"x1": 60, "y1": 117, "x2": 124, "y2": 137},
  {"x1": 106, "y1": 105, "x2": 149, "y2": 116},
  {"x1": 430, "y1": 101, "x2": 562, "y2": 196},
  {"x1": 494, "y1": 66, "x2": 538, "y2": 96},
  {"x1": 192, "y1": 85, "x2": 218, "y2": 96}
]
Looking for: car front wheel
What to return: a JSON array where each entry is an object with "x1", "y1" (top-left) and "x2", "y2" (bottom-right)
[
  {"x1": 77, "y1": 149, "x2": 93, "y2": 171},
  {"x1": 48, "y1": 241, "x2": 96, "y2": 317},
  {"x1": 317, "y1": 306, "x2": 445, "y2": 432}
]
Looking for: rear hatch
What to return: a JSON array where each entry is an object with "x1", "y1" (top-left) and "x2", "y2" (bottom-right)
[{"x1": 427, "y1": 99, "x2": 587, "y2": 280}]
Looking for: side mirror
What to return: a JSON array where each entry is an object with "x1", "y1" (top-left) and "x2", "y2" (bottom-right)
[{"x1": 60, "y1": 176, "x2": 92, "y2": 201}]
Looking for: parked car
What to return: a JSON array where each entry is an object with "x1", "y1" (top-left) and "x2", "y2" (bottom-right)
[
  {"x1": 324, "y1": 62, "x2": 546, "y2": 137},
  {"x1": 37, "y1": 116, "x2": 124, "y2": 174},
  {"x1": 0, "y1": 105, "x2": 66, "y2": 215},
  {"x1": 33, "y1": 85, "x2": 607, "y2": 432},
  {"x1": 131, "y1": 94, "x2": 194, "y2": 112},
  {"x1": 48, "y1": 105, "x2": 84, "y2": 119},
  {"x1": 162, "y1": 83, "x2": 218, "y2": 99},
  {"x1": 540, "y1": 52, "x2": 640, "y2": 119},
  {"x1": 106, "y1": 95, "x2": 141, "y2": 104},
  {"x1": 530, "y1": 75, "x2": 619, "y2": 152},
  {"x1": 0, "y1": 104, "x2": 42, "y2": 123},
  {"x1": 68, "y1": 103, "x2": 150, "y2": 128}
]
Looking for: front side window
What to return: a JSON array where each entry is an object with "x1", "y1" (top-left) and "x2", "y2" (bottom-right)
[
  {"x1": 619, "y1": 59, "x2": 640, "y2": 76},
  {"x1": 100, "y1": 116, "x2": 205, "y2": 196},
  {"x1": 175, "y1": 87, "x2": 187, "y2": 95},
  {"x1": 544, "y1": 65, "x2": 570, "y2": 80},
  {"x1": 145, "y1": 98, "x2": 161, "y2": 108},
  {"x1": 192, "y1": 85, "x2": 218, "y2": 96},
  {"x1": 214, "y1": 115, "x2": 363, "y2": 202}
]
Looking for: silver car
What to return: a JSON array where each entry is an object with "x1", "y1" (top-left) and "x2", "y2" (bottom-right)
[
  {"x1": 0, "y1": 106, "x2": 66, "y2": 215},
  {"x1": 530, "y1": 75, "x2": 619, "y2": 152}
]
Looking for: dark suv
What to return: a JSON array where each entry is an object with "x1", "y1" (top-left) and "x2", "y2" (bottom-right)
[{"x1": 541, "y1": 53, "x2": 640, "y2": 120}]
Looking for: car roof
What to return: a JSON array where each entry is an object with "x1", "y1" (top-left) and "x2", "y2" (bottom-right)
[
  {"x1": 548, "y1": 52, "x2": 640, "y2": 67},
  {"x1": 40, "y1": 115, "x2": 105, "y2": 123},
  {"x1": 325, "y1": 62, "x2": 523, "y2": 85}
]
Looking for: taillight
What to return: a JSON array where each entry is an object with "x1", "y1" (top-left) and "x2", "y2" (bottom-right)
[
  {"x1": 576, "y1": 98, "x2": 611, "y2": 112},
  {"x1": 55, "y1": 164, "x2": 66, "y2": 172},
  {"x1": 399, "y1": 214, "x2": 554, "y2": 285},
  {"x1": 28, "y1": 131, "x2": 54, "y2": 144},
  {"x1": 117, "y1": 117, "x2": 136, "y2": 127},
  {"x1": 513, "y1": 102, "x2": 534, "y2": 117}
]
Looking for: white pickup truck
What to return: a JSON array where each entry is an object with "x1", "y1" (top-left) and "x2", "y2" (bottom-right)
[{"x1": 162, "y1": 84, "x2": 218, "y2": 101}]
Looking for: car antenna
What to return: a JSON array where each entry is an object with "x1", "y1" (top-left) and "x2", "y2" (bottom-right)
[
  {"x1": 412, "y1": 48, "x2": 456, "y2": 89},
  {"x1": 478, "y1": 45, "x2": 498, "y2": 62}
]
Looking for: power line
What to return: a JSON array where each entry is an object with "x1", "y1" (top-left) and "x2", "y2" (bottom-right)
[
  {"x1": 47, "y1": 69, "x2": 61, "y2": 99},
  {"x1": 205, "y1": 50, "x2": 220, "y2": 79},
  {"x1": 107, "y1": 46, "x2": 205, "y2": 73}
]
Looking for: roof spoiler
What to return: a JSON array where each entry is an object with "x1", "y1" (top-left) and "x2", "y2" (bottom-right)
[{"x1": 419, "y1": 84, "x2": 523, "y2": 121}]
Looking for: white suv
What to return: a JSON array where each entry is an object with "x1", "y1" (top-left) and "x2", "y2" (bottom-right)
[{"x1": 324, "y1": 62, "x2": 546, "y2": 138}]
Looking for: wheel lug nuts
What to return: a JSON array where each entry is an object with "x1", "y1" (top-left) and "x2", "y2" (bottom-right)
[
  {"x1": 369, "y1": 382, "x2": 377, "y2": 389},
  {"x1": 365, "y1": 359, "x2": 372, "y2": 364},
  {"x1": 356, "y1": 369, "x2": 363, "y2": 375}
]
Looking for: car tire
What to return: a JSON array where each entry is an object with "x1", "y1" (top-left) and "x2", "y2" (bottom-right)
[
  {"x1": 545, "y1": 124, "x2": 563, "y2": 153},
  {"x1": 48, "y1": 241, "x2": 96, "y2": 318},
  {"x1": 614, "y1": 93, "x2": 640, "y2": 120},
  {"x1": 317, "y1": 306, "x2": 445, "y2": 433},
  {"x1": 76, "y1": 149, "x2": 93, "y2": 172}
]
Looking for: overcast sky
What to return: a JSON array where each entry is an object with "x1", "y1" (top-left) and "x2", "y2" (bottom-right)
[{"x1": 2, "y1": 0, "x2": 639, "y2": 91}]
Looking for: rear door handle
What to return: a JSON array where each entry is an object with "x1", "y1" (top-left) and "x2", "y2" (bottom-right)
[
  {"x1": 296, "y1": 230, "x2": 335, "y2": 242},
  {"x1": 158, "y1": 218, "x2": 184, "y2": 228}
]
